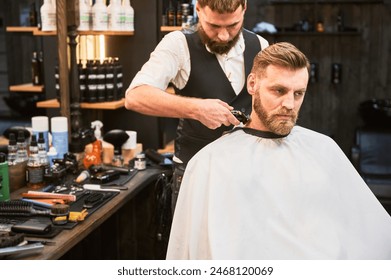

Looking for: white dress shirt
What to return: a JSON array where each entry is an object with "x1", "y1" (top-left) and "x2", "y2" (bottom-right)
[{"x1": 128, "y1": 30, "x2": 269, "y2": 94}]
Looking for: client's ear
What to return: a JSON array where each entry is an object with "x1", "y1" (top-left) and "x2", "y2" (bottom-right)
[{"x1": 247, "y1": 73, "x2": 257, "y2": 96}]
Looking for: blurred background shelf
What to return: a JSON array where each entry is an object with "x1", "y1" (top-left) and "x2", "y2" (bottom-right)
[
  {"x1": 36, "y1": 98, "x2": 125, "y2": 110},
  {"x1": 9, "y1": 83, "x2": 44, "y2": 92},
  {"x1": 6, "y1": 26, "x2": 134, "y2": 36}
]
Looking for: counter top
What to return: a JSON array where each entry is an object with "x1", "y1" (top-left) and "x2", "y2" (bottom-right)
[{"x1": 6, "y1": 167, "x2": 167, "y2": 260}]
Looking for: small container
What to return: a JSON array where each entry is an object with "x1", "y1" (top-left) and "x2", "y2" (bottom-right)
[
  {"x1": 50, "y1": 204, "x2": 70, "y2": 225},
  {"x1": 47, "y1": 146, "x2": 58, "y2": 167},
  {"x1": 134, "y1": 153, "x2": 146, "y2": 170}
]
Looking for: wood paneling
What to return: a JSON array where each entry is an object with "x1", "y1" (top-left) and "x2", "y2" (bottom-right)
[{"x1": 246, "y1": 0, "x2": 391, "y2": 154}]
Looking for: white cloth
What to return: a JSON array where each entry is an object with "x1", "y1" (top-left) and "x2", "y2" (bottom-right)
[
  {"x1": 166, "y1": 126, "x2": 391, "y2": 259},
  {"x1": 127, "y1": 30, "x2": 269, "y2": 95}
]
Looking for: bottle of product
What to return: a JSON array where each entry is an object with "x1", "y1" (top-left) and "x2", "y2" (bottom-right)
[
  {"x1": 134, "y1": 153, "x2": 146, "y2": 170},
  {"x1": 176, "y1": 1, "x2": 183, "y2": 27},
  {"x1": 29, "y1": 2, "x2": 38, "y2": 27},
  {"x1": 78, "y1": 60, "x2": 87, "y2": 102},
  {"x1": 86, "y1": 59, "x2": 98, "y2": 102},
  {"x1": 92, "y1": 0, "x2": 108, "y2": 31},
  {"x1": 47, "y1": 146, "x2": 58, "y2": 168},
  {"x1": 122, "y1": 0, "x2": 134, "y2": 31},
  {"x1": 40, "y1": 0, "x2": 56, "y2": 31},
  {"x1": 84, "y1": 120, "x2": 103, "y2": 158},
  {"x1": 8, "y1": 133, "x2": 25, "y2": 192},
  {"x1": 51, "y1": 116, "x2": 69, "y2": 159},
  {"x1": 104, "y1": 58, "x2": 114, "y2": 101},
  {"x1": 112, "y1": 57, "x2": 123, "y2": 100},
  {"x1": 32, "y1": 116, "x2": 49, "y2": 151},
  {"x1": 16, "y1": 131, "x2": 28, "y2": 166},
  {"x1": 96, "y1": 60, "x2": 106, "y2": 102},
  {"x1": 0, "y1": 153, "x2": 10, "y2": 201},
  {"x1": 26, "y1": 135, "x2": 45, "y2": 190},
  {"x1": 122, "y1": 130, "x2": 137, "y2": 165},
  {"x1": 337, "y1": 11, "x2": 344, "y2": 32},
  {"x1": 37, "y1": 132, "x2": 50, "y2": 173},
  {"x1": 167, "y1": 0, "x2": 176, "y2": 26},
  {"x1": 331, "y1": 63, "x2": 342, "y2": 84},
  {"x1": 83, "y1": 136, "x2": 102, "y2": 169},
  {"x1": 7, "y1": 133, "x2": 18, "y2": 165},
  {"x1": 83, "y1": 121, "x2": 104, "y2": 169},
  {"x1": 108, "y1": 0, "x2": 124, "y2": 31},
  {"x1": 55, "y1": 64, "x2": 60, "y2": 101},
  {"x1": 78, "y1": 0, "x2": 92, "y2": 31},
  {"x1": 38, "y1": 51, "x2": 45, "y2": 86},
  {"x1": 32, "y1": 51, "x2": 41, "y2": 85}
]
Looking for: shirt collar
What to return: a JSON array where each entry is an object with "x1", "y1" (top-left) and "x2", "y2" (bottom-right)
[{"x1": 226, "y1": 126, "x2": 289, "y2": 139}]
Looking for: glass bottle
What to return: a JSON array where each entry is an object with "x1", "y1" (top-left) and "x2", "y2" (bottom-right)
[
  {"x1": 38, "y1": 132, "x2": 50, "y2": 174},
  {"x1": 26, "y1": 135, "x2": 45, "y2": 190},
  {"x1": 7, "y1": 133, "x2": 17, "y2": 165}
]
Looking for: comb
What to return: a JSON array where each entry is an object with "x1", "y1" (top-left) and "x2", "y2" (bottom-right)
[
  {"x1": 0, "y1": 200, "x2": 51, "y2": 216},
  {"x1": 21, "y1": 191, "x2": 76, "y2": 202}
]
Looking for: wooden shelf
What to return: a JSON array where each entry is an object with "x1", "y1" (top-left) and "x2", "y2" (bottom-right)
[
  {"x1": 36, "y1": 98, "x2": 125, "y2": 110},
  {"x1": 9, "y1": 83, "x2": 44, "y2": 92},
  {"x1": 78, "y1": 30, "x2": 134, "y2": 36},
  {"x1": 259, "y1": 31, "x2": 361, "y2": 36},
  {"x1": 6, "y1": 26, "x2": 37, "y2": 32},
  {"x1": 6, "y1": 26, "x2": 134, "y2": 36},
  {"x1": 270, "y1": 0, "x2": 384, "y2": 4},
  {"x1": 161, "y1": 26, "x2": 182, "y2": 32}
]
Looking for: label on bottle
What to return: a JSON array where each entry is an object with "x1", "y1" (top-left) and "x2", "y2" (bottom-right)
[
  {"x1": 41, "y1": 12, "x2": 56, "y2": 31},
  {"x1": 26, "y1": 166, "x2": 44, "y2": 185},
  {"x1": 134, "y1": 155, "x2": 146, "y2": 170},
  {"x1": 93, "y1": 11, "x2": 108, "y2": 31},
  {"x1": 52, "y1": 131, "x2": 69, "y2": 159}
]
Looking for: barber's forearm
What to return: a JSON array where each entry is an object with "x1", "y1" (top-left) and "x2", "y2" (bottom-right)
[{"x1": 124, "y1": 85, "x2": 200, "y2": 119}]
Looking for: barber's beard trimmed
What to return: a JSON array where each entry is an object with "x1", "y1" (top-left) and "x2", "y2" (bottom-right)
[
  {"x1": 198, "y1": 25, "x2": 242, "y2": 55},
  {"x1": 253, "y1": 94, "x2": 298, "y2": 135}
]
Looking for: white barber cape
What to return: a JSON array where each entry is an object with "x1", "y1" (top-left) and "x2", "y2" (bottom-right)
[{"x1": 166, "y1": 126, "x2": 391, "y2": 259}]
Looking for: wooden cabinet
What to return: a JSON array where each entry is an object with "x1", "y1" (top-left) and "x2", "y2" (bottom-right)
[{"x1": 6, "y1": 26, "x2": 133, "y2": 110}]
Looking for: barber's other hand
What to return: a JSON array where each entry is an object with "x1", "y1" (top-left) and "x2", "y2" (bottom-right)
[{"x1": 196, "y1": 99, "x2": 240, "y2": 129}]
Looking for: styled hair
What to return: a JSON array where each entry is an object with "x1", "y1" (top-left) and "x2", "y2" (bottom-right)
[
  {"x1": 251, "y1": 42, "x2": 310, "y2": 77},
  {"x1": 197, "y1": 0, "x2": 247, "y2": 13}
]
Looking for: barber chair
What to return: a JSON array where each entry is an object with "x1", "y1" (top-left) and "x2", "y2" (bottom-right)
[{"x1": 351, "y1": 127, "x2": 391, "y2": 215}]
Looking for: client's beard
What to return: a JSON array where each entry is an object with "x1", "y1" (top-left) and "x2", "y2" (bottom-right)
[
  {"x1": 253, "y1": 93, "x2": 299, "y2": 135},
  {"x1": 198, "y1": 25, "x2": 242, "y2": 55}
]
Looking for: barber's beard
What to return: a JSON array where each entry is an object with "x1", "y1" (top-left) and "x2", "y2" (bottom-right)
[
  {"x1": 253, "y1": 94, "x2": 298, "y2": 135},
  {"x1": 198, "y1": 25, "x2": 241, "y2": 55}
]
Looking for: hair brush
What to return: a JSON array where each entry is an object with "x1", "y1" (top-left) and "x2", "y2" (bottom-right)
[
  {"x1": 0, "y1": 232, "x2": 25, "y2": 249},
  {"x1": 0, "y1": 200, "x2": 51, "y2": 217}
]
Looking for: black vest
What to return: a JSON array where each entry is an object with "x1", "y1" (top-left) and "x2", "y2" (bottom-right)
[{"x1": 175, "y1": 29, "x2": 262, "y2": 165}]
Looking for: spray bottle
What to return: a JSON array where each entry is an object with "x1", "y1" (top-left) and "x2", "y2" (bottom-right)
[{"x1": 83, "y1": 120, "x2": 103, "y2": 168}]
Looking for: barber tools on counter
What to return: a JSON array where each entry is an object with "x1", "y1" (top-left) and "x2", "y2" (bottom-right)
[{"x1": 0, "y1": 115, "x2": 149, "y2": 258}]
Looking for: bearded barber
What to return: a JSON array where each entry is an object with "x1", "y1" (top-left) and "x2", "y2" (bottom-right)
[{"x1": 124, "y1": 0, "x2": 269, "y2": 214}]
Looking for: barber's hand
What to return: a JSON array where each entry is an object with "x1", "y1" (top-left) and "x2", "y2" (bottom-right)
[{"x1": 196, "y1": 99, "x2": 240, "y2": 129}]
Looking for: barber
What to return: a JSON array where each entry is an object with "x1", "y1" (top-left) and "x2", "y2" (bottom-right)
[{"x1": 124, "y1": 0, "x2": 269, "y2": 214}]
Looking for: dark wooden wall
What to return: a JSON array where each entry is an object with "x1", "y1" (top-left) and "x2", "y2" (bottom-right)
[
  {"x1": 3, "y1": 0, "x2": 390, "y2": 155},
  {"x1": 245, "y1": 0, "x2": 391, "y2": 155}
]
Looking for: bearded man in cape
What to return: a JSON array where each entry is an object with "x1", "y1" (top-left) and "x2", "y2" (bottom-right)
[{"x1": 166, "y1": 42, "x2": 391, "y2": 260}]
